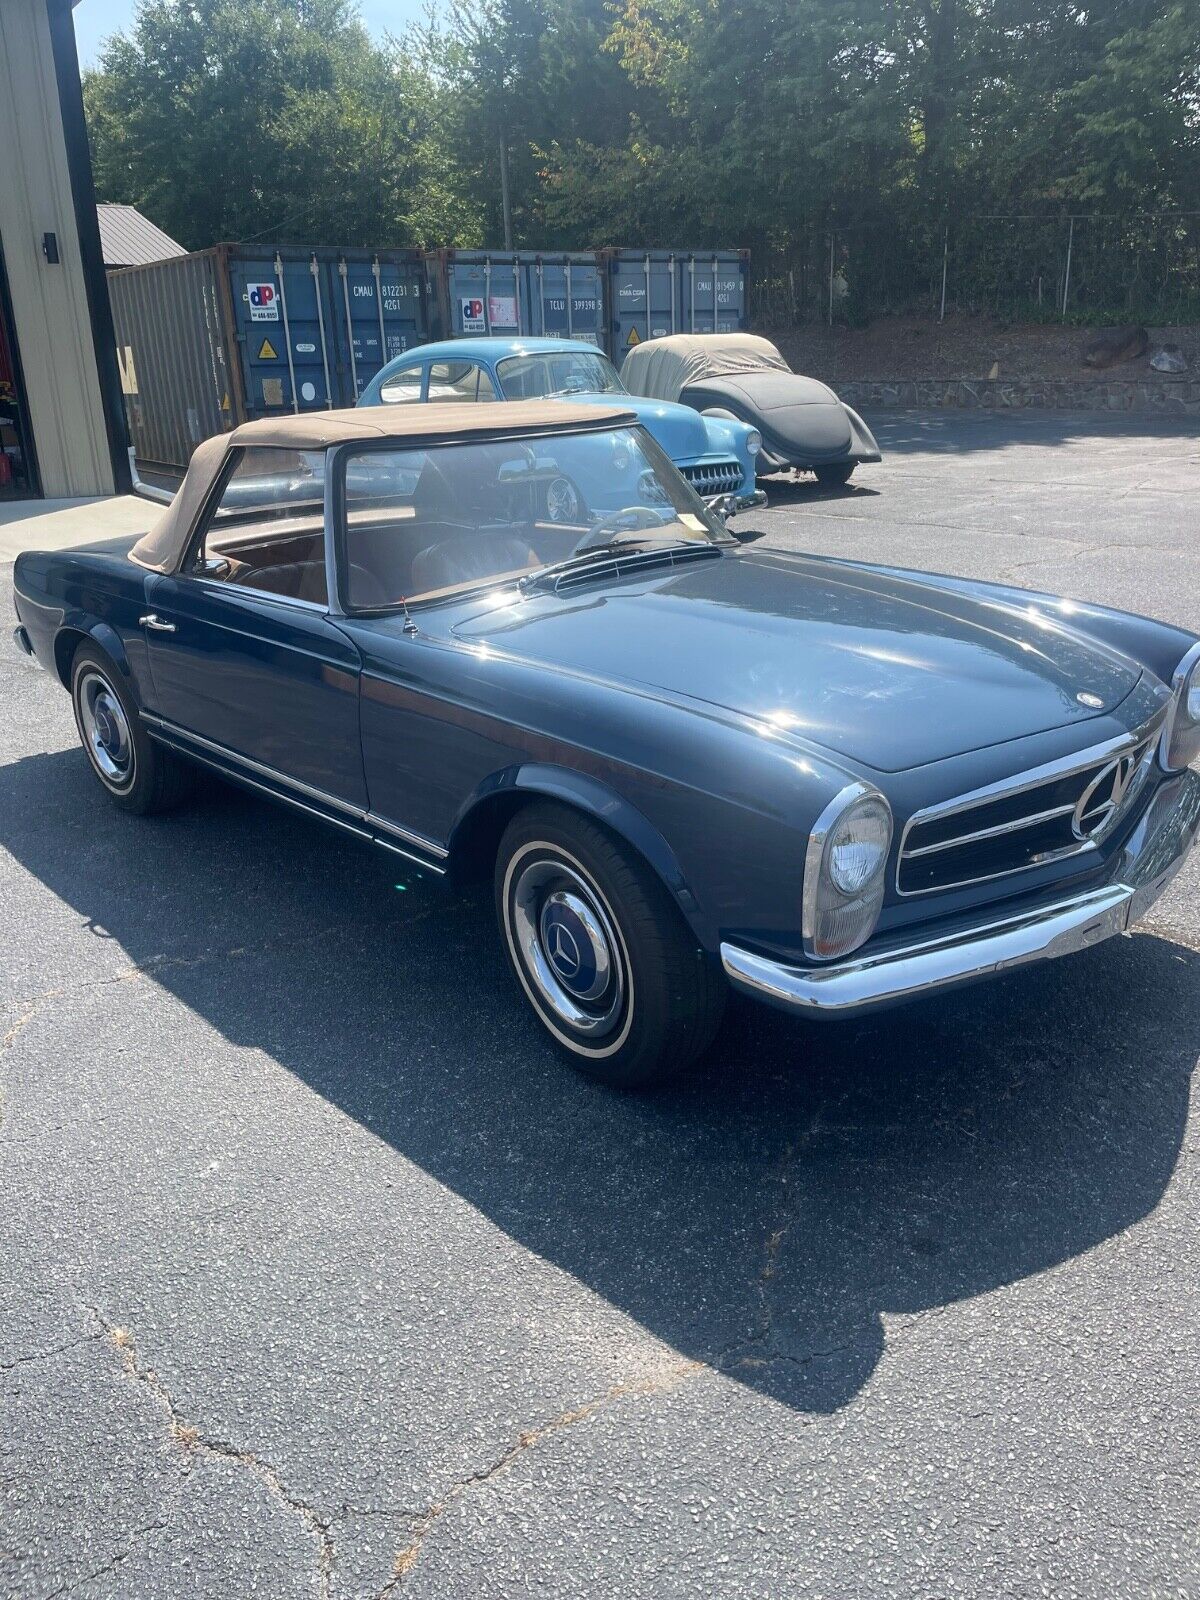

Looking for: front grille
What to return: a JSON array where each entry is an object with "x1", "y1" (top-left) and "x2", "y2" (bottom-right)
[
  {"x1": 897, "y1": 726, "x2": 1161, "y2": 896},
  {"x1": 681, "y1": 460, "x2": 742, "y2": 496}
]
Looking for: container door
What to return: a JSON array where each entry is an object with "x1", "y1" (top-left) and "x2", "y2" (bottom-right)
[
  {"x1": 681, "y1": 254, "x2": 746, "y2": 334},
  {"x1": 607, "y1": 252, "x2": 678, "y2": 360},
  {"x1": 228, "y1": 252, "x2": 335, "y2": 416},
  {"x1": 332, "y1": 255, "x2": 427, "y2": 403},
  {"x1": 529, "y1": 257, "x2": 604, "y2": 346},
  {"x1": 446, "y1": 256, "x2": 524, "y2": 338}
]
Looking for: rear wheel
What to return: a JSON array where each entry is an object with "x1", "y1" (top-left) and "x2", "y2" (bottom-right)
[
  {"x1": 495, "y1": 803, "x2": 725, "y2": 1087},
  {"x1": 70, "y1": 643, "x2": 193, "y2": 814},
  {"x1": 814, "y1": 462, "x2": 855, "y2": 487}
]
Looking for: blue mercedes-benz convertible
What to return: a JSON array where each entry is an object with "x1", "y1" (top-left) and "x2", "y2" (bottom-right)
[
  {"x1": 357, "y1": 337, "x2": 764, "y2": 509},
  {"x1": 12, "y1": 402, "x2": 1200, "y2": 1086}
]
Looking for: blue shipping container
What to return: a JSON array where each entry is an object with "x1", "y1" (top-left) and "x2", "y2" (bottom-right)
[{"x1": 108, "y1": 242, "x2": 430, "y2": 470}]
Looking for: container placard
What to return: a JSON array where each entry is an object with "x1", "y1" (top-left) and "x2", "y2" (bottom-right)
[{"x1": 247, "y1": 283, "x2": 280, "y2": 322}]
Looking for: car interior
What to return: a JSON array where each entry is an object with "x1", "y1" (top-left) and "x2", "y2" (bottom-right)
[{"x1": 196, "y1": 444, "x2": 590, "y2": 609}]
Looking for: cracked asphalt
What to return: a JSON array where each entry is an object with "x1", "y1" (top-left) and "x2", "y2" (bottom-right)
[{"x1": 2, "y1": 411, "x2": 1198, "y2": 1598}]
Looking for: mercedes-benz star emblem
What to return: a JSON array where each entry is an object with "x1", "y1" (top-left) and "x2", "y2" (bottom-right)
[
  {"x1": 547, "y1": 920, "x2": 582, "y2": 980},
  {"x1": 1072, "y1": 754, "x2": 1137, "y2": 842}
]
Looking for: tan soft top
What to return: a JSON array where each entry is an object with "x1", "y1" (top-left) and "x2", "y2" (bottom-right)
[
  {"x1": 621, "y1": 333, "x2": 789, "y2": 401},
  {"x1": 131, "y1": 399, "x2": 635, "y2": 573}
]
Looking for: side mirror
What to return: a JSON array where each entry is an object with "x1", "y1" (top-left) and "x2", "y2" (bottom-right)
[{"x1": 195, "y1": 555, "x2": 232, "y2": 580}]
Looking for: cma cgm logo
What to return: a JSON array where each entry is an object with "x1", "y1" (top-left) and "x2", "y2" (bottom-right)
[{"x1": 249, "y1": 283, "x2": 276, "y2": 311}]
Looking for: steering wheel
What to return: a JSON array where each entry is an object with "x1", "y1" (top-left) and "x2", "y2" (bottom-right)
[{"x1": 575, "y1": 505, "x2": 671, "y2": 552}]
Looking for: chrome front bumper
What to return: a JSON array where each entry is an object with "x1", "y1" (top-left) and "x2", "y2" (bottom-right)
[
  {"x1": 721, "y1": 769, "x2": 1200, "y2": 1018},
  {"x1": 12, "y1": 624, "x2": 36, "y2": 661}
]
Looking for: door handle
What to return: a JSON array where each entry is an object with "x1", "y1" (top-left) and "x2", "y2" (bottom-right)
[{"x1": 139, "y1": 614, "x2": 176, "y2": 633}]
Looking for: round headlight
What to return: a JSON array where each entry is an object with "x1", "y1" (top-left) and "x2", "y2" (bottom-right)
[
  {"x1": 803, "y1": 786, "x2": 893, "y2": 962},
  {"x1": 827, "y1": 797, "x2": 892, "y2": 894},
  {"x1": 745, "y1": 430, "x2": 762, "y2": 457},
  {"x1": 1162, "y1": 644, "x2": 1200, "y2": 771}
]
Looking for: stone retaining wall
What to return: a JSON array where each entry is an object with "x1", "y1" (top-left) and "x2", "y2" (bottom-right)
[{"x1": 838, "y1": 376, "x2": 1200, "y2": 414}]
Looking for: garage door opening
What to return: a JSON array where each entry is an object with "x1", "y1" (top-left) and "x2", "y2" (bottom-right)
[{"x1": 0, "y1": 242, "x2": 38, "y2": 498}]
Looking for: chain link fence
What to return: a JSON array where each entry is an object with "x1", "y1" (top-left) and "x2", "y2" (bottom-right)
[{"x1": 751, "y1": 214, "x2": 1200, "y2": 328}]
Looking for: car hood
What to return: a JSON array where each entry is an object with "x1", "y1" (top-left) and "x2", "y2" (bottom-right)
[
  {"x1": 452, "y1": 549, "x2": 1141, "y2": 772},
  {"x1": 566, "y1": 391, "x2": 726, "y2": 458}
]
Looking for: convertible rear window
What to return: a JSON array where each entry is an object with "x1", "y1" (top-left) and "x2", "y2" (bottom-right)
[{"x1": 339, "y1": 426, "x2": 727, "y2": 611}]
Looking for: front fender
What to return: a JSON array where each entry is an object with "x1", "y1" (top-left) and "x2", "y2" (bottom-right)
[
  {"x1": 695, "y1": 412, "x2": 759, "y2": 496},
  {"x1": 451, "y1": 761, "x2": 703, "y2": 930}
]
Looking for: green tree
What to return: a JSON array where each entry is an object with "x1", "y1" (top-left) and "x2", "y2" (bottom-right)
[{"x1": 84, "y1": 0, "x2": 431, "y2": 248}]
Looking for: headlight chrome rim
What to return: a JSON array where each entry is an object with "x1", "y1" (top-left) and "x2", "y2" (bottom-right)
[
  {"x1": 745, "y1": 429, "x2": 763, "y2": 457},
  {"x1": 1159, "y1": 640, "x2": 1200, "y2": 773},
  {"x1": 802, "y1": 782, "x2": 893, "y2": 962}
]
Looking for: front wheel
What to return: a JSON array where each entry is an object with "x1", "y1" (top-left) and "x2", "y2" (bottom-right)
[
  {"x1": 495, "y1": 803, "x2": 725, "y2": 1087},
  {"x1": 814, "y1": 462, "x2": 855, "y2": 487}
]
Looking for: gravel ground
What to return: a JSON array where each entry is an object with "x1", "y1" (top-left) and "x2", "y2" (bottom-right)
[{"x1": 2, "y1": 412, "x2": 1198, "y2": 1599}]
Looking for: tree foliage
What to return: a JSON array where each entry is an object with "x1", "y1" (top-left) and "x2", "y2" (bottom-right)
[{"x1": 85, "y1": 0, "x2": 1200, "y2": 274}]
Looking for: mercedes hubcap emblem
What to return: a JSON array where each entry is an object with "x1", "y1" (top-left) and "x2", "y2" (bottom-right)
[{"x1": 547, "y1": 920, "x2": 582, "y2": 980}]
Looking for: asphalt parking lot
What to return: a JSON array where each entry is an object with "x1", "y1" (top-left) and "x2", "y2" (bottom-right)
[{"x1": 3, "y1": 411, "x2": 1198, "y2": 1599}]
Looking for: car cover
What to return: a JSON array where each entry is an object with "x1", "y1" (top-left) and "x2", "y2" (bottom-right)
[{"x1": 621, "y1": 334, "x2": 790, "y2": 401}]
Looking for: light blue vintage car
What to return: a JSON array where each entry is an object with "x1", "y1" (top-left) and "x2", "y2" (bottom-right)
[{"x1": 358, "y1": 338, "x2": 765, "y2": 508}]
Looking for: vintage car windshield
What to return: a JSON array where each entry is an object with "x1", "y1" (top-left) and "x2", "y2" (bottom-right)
[
  {"x1": 338, "y1": 424, "x2": 730, "y2": 611},
  {"x1": 496, "y1": 351, "x2": 626, "y2": 399}
]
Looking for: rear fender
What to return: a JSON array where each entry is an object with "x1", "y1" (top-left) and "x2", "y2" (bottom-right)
[
  {"x1": 842, "y1": 404, "x2": 882, "y2": 462},
  {"x1": 57, "y1": 616, "x2": 136, "y2": 692}
]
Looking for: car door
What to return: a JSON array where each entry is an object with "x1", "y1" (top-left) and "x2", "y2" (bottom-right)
[{"x1": 141, "y1": 444, "x2": 368, "y2": 812}]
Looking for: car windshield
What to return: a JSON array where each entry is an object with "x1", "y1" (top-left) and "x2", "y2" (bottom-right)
[
  {"x1": 338, "y1": 424, "x2": 731, "y2": 611},
  {"x1": 496, "y1": 351, "x2": 626, "y2": 400}
]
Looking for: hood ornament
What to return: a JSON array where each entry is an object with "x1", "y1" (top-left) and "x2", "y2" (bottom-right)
[{"x1": 1076, "y1": 691, "x2": 1104, "y2": 709}]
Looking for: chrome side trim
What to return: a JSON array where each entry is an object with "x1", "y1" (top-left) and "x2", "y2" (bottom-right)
[
  {"x1": 142, "y1": 715, "x2": 364, "y2": 817},
  {"x1": 141, "y1": 714, "x2": 448, "y2": 871},
  {"x1": 366, "y1": 813, "x2": 450, "y2": 860},
  {"x1": 1159, "y1": 639, "x2": 1200, "y2": 772},
  {"x1": 147, "y1": 726, "x2": 374, "y2": 841}
]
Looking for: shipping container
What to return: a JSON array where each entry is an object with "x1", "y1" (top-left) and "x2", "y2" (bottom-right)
[
  {"x1": 426, "y1": 249, "x2": 606, "y2": 347},
  {"x1": 109, "y1": 241, "x2": 750, "y2": 471},
  {"x1": 602, "y1": 249, "x2": 749, "y2": 361},
  {"x1": 108, "y1": 243, "x2": 429, "y2": 472}
]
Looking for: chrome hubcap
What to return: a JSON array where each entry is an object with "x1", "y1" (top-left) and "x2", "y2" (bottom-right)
[
  {"x1": 79, "y1": 671, "x2": 134, "y2": 787},
  {"x1": 511, "y1": 859, "x2": 625, "y2": 1036},
  {"x1": 546, "y1": 477, "x2": 579, "y2": 523}
]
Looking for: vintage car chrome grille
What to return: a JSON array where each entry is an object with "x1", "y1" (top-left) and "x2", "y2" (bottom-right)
[
  {"x1": 552, "y1": 542, "x2": 721, "y2": 593},
  {"x1": 896, "y1": 725, "x2": 1162, "y2": 896},
  {"x1": 680, "y1": 461, "x2": 743, "y2": 496}
]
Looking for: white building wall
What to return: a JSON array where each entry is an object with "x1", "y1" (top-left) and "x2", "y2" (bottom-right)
[{"x1": 0, "y1": 0, "x2": 115, "y2": 496}]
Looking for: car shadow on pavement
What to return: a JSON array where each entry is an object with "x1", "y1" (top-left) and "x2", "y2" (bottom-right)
[{"x1": 4, "y1": 750, "x2": 1197, "y2": 1416}]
